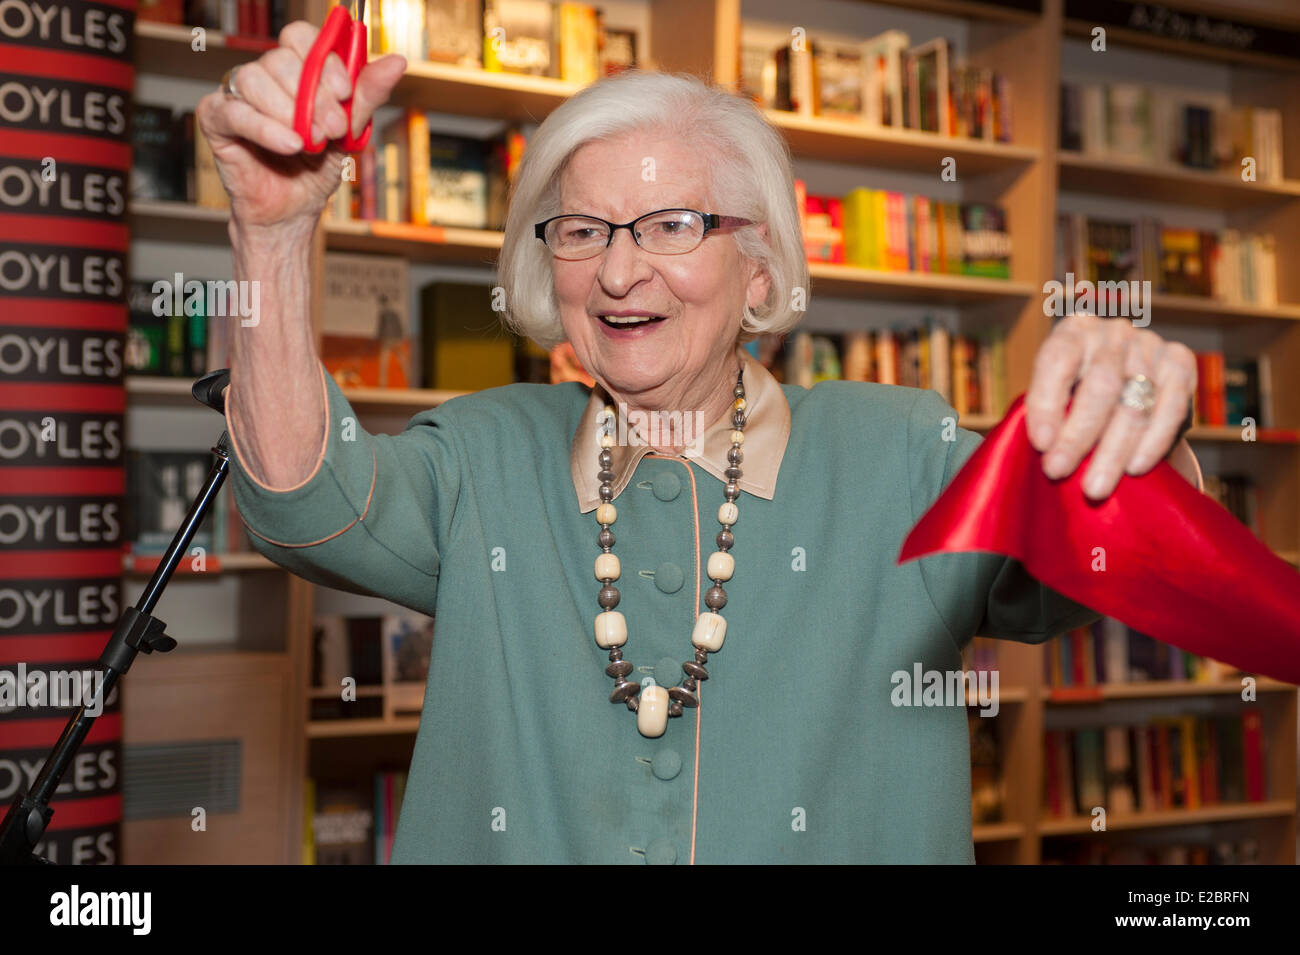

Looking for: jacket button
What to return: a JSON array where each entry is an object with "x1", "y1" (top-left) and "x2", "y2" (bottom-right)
[
  {"x1": 653, "y1": 562, "x2": 683, "y2": 594},
  {"x1": 654, "y1": 656, "x2": 680, "y2": 682},
  {"x1": 645, "y1": 840, "x2": 677, "y2": 865},
  {"x1": 652, "y1": 748, "x2": 682, "y2": 781},
  {"x1": 652, "y1": 472, "x2": 681, "y2": 501}
]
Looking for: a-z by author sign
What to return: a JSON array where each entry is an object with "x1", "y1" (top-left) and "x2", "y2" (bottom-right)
[{"x1": 1066, "y1": 0, "x2": 1300, "y2": 62}]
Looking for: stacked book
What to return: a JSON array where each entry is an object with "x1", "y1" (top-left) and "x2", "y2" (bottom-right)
[
  {"x1": 1059, "y1": 81, "x2": 1284, "y2": 181},
  {"x1": 799, "y1": 181, "x2": 1011, "y2": 279},
  {"x1": 743, "y1": 29, "x2": 1012, "y2": 142}
]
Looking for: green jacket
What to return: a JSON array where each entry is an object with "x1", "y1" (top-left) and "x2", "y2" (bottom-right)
[{"x1": 229, "y1": 354, "x2": 1098, "y2": 863}]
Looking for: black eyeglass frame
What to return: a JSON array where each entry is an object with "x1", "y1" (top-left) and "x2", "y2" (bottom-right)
[{"x1": 533, "y1": 208, "x2": 754, "y2": 259}]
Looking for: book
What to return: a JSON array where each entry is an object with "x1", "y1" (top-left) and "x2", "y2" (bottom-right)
[
  {"x1": 597, "y1": 20, "x2": 636, "y2": 76},
  {"x1": 382, "y1": 613, "x2": 434, "y2": 716},
  {"x1": 425, "y1": 0, "x2": 483, "y2": 67},
  {"x1": 861, "y1": 29, "x2": 909, "y2": 128},
  {"x1": 483, "y1": 0, "x2": 554, "y2": 76},
  {"x1": 126, "y1": 449, "x2": 225, "y2": 556},
  {"x1": 311, "y1": 783, "x2": 373, "y2": 864},
  {"x1": 968, "y1": 711, "x2": 1003, "y2": 824},
  {"x1": 959, "y1": 203, "x2": 1010, "y2": 279},
  {"x1": 419, "y1": 281, "x2": 515, "y2": 390},
  {"x1": 320, "y1": 253, "x2": 412, "y2": 389},
  {"x1": 130, "y1": 104, "x2": 185, "y2": 201},
  {"x1": 905, "y1": 38, "x2": 950, "y2": 136},
  {"x1": 557, "y1": 2, "x2": 599, "y2": 84}
]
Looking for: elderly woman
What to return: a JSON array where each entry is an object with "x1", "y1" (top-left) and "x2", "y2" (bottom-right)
[{"x1": 197, "y1": 23, "x2": 1203, "y2": 864}]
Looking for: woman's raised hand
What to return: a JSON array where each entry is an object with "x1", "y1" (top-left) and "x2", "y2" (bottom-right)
[{"x1": 195, "y1": 21, "x2": 405, "y2": 232}]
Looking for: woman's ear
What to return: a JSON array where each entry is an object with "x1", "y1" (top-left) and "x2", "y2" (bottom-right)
[{"x1": 745, "y1": 223, "x2": 772, "y2": 312}]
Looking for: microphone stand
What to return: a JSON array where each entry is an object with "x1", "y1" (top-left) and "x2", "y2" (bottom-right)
[{"x1": 0, "y1": 369, "x2": 233, "y2": 864}]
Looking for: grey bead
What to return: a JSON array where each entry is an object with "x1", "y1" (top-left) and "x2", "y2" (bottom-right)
[
  {"x1": 598, "y1": 585, "x2": 620, "y2": 609},
  {"x1": 682, "y1": 661, "x2": 709, "y2": 681},
  {"x1": 727, "y1": 447, "x2": 743, "y2": 465},
  {"x1": 725, "y1": 483, "x2": 739, "y2": 499},
  {"x1": 732, "y1": 411, "x2": 746, "y2": 428},
  {"x1": 598, "y1": 529, "x2": 615, "y2": 548},
  {"x1": 599, "y1": 450, "x2": 613, "y2": 468},
  {"x1": 599, "y1": 484, "x2": 613, "y2": 502},
  {"x1": 704, "y1": 585, "x2": 727, "y2": 610},
  {"x1": 734, "y1": 382, "x2": 745, "y2": 398},
  {"x1": 716, "y1": 530, "x2": 734, "y2": 550},
  {"x1": 597, "y1": 468, "x2": 615, "y2": 483},
  {"x1": 724, "y1": 466, "x2": 742, "y2": 481}
]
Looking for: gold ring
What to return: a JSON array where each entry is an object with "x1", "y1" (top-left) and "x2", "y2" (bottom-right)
[{"x1": 220, "y1": 66, "x2": 241, "y2": 99}]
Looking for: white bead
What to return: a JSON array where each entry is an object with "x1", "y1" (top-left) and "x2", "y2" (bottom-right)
[
  {"x1": 600, "y1": 432, "x2": 615, "y2": 448},
  {"x1": 594, "y1": 611, "x2": 627, "y2": 648},
  {"x1": 691, "y1": 611, "x2": 727, "y2": 652},
  {"x1": 594, "y1": 553, "x2": 620, "y2": 581},
  {"x1": 637, "y1": 679, "x2": 669, "y2": 738},
  {"x1": 730, "y1": 430, "x2": 744, "y2": 445},
  {"x1": 707, "y1": 551, "x2": 734, "y2": 581},
  {"x1": 596, "y1": 503, "x2": 617, "y2": 525},
  {"x1": 718, "y1": 502, "x2": 739, "y2": 525}
]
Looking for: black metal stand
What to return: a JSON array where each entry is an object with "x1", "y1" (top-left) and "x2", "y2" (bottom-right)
[{"x1": 0, "y1": 370, "x2": 232, "y2": 865}]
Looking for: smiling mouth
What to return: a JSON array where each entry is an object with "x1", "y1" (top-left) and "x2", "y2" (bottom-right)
[{"x1": 598, "y1": 314, "x2": 667, "y2": 328}]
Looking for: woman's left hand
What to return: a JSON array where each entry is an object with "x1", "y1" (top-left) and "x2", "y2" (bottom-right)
[{"x1": 1024, "y1": 313, "x2": 1197, "y2": 501}]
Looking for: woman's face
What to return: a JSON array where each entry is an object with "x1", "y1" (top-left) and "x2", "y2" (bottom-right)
[{"x1": 552, "y1": 130, "x2": 770, "y2": 408}]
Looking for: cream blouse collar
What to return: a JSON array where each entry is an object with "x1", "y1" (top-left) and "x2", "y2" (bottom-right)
[{"x1": 570, "y1": 346, "x2": 791, "y2": 512}]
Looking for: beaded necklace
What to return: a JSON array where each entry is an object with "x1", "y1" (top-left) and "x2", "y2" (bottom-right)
[{"x1": 591, "y1": 367, "x2": 747, "y2": 737}]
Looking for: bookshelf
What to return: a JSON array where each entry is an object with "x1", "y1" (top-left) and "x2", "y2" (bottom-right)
[{"x1": 122, "y1": 0, "x2": 1299, "y2": 865}]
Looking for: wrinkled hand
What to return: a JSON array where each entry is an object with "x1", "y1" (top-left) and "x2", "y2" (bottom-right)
[
  {"x1": 1025, "y1": 314, "x2": 1197, "y2": 500},
  {"x1": 194, "y1": 21, "x2": 405, "y2": 231}
]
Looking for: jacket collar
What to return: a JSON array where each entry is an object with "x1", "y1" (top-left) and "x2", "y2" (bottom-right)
[{"x1": 571, "y1": 346, "x2": 791, "y2": 513}]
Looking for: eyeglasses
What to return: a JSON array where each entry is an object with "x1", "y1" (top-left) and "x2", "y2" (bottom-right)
[{"x1": 534, "y1": 208, "x2": 754, "y2": 260}]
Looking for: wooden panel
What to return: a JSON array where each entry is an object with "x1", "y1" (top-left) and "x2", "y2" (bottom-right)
[
  {"x1": 121, "y1": 652, "x2": 295, "y2": 864},
  {"x1": 649, "y1": 0, "x2": 737, "y2": 84}
]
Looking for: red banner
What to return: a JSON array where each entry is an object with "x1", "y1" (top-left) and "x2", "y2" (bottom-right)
[
  {"x1": 0, "y1": 0, "x2": 135, "y2": 864},
  {"x1": 900, "y1": 394, "x2": 1300, "y2": 683}
]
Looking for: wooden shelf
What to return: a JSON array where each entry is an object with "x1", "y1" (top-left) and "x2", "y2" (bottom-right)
[
  {"x1": 958, "y1": 414, "x2": 1000, "y2": 431},
  {"x1": 341, "y1": 385, "x2": 471, "y2": 414},
  {"x1": 1186, "y1": 425, "x2": 1300, "y2": 443},
  {"x1": 870, "y1": 0, "x2": 1039, "y2": 24},
  {"x1": 1038, "y1": 799, "x2": 1296, "y2": 835},
  {"x1": 135, "y1": 21, "x2": 275, "y2": 79},
  {"x1": 130, "y1": 199, "x2": 231, "y2": 244},
  {"x1": 765, "y1": 110, "x2": 1038, "y2": 175},
  {"x1": 1058, "y1": 152, "x2": 1300, "y2": 207},
  {"x1": 126, "y1": 375, "x2": 207, "y2": 405},
  {"x1": 1148, "y1": 294, "x2": 1300, "y2": 327},
  {"x1": 973, "y1": 822, "x2": 1025, "y2": 842},
  {"x1": 325, "y1": 218, "x2": 504, "y2": 264},
  {"x1": 306, "y1": 717, "x2": 421, "y2": 738},
  {"x1": 392, "y1": 60, "x2": 580, "y2": 122},
  {"x1": 1044, "y1": 678, "x2": 1295, "y2": 702},
  {"x1": 307, "y1": 686, "x2": 384, "y2": 699},
  {"x1": 128, "y1": 373, "x2": 470, "y2": 414},
  {"x1": 808, "y1": 263, "x2": 1034, "y2": 304},
  {"x1": 122, "y1": 551, "x2": 277, "y2": 574}
]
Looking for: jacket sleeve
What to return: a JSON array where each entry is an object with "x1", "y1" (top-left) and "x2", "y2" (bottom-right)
[
  {"x1": 225, "y1": 363, "x2": 461, "y2": 617},
  {"x1": 905, "y1": 387, "x2": 1102, "y2": 647}
]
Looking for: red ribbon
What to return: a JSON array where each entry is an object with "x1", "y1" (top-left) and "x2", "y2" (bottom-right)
[{"x1": 899, "y1": 393, "x2": 1300, "y2": 684}]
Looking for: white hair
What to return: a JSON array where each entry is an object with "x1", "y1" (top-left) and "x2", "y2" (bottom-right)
[{"x1": 497, "y1": 70, "x2": 808, "y2": 349}]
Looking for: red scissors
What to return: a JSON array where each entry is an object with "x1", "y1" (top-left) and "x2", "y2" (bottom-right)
[{"x1": 294, "y1": 0, "x2": 371, "y2": 154}]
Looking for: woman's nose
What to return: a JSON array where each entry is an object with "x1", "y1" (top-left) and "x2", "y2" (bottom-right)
[{"x1": 596, "y1": 228, "x2": 655, "y2": 296}]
